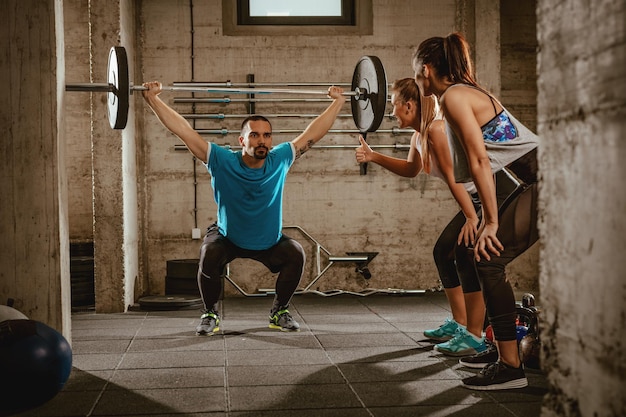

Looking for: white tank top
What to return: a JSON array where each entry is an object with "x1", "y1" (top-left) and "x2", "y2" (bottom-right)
[{"x1": 415, "y1": 133, "x2": 477, "y2": 194}]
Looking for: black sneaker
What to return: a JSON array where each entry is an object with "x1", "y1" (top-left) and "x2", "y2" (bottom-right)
[
  {"x1": 459, "y1": 341, "x2": 498, "y2": 368},
  {"x1": 269, "y1": 308, "x2": 300, "y2": 332},
  {"x1": 462, "y1": 361, "x2": 528, "y2": 390},
  {"x1": 196, "y1": 310, "x2": 220, "y2": 335}
]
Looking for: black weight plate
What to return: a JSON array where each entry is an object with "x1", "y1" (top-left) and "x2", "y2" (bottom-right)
[
  {"x1": 138, "y1": 295, "x2": 202, "y2": 311},
  {"x1": 107, "y1": 46, "x2": 129, "y2": 129},
  {"x1": 166, "y1": 259, "x2": 200, "y2": 279},
  {"x1": 351, "y1": 56, "x2": 388, "y2": 133},
  {"x1": 165, "y1": 276, "x2": 201, "y2": 296}
]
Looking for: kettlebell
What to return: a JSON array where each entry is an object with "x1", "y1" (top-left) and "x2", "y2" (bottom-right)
[{"x1": 518, "y1": 310, "x2": 541, "y2": 369}]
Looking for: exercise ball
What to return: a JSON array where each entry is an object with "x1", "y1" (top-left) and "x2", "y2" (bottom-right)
[
  {"x1": 0, "y1": 305, "x2": 28, "y2": 321},
  {"x1": 0, "y1": 319, "x2": 73, "y2": 412}
]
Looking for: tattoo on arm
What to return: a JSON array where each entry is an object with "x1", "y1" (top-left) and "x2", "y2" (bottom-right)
[{"x1": 295, "y1": 139, "x2": 315, "y2": 159}]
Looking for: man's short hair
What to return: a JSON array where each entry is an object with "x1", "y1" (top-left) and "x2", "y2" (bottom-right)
[{"x1": 241, "y1": 115, "x2": 271, "y2": 134}]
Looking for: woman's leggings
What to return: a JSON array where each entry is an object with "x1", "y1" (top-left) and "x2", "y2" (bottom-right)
[
  {"x1": 435, "y1": 169, "x2": 520, "y2": 293},
  {"x1": 196, "y1": 223, "x2": 305, "y2": 312},
  {"x1": 477, "y1": 149, "x2": 539, "y2": 341}
]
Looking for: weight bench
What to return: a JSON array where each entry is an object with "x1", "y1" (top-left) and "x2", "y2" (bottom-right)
[{"x1": 223, "y1": 225, "x2": 424, "y2": 297}]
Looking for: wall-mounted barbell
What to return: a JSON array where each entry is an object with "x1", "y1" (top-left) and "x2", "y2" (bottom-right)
[
  {"x1": 66, "y1": 46, "x2": 389, "y2": 133},
  {"x1": 190, "y1": 128, "x2": 413, "y2": 136}
]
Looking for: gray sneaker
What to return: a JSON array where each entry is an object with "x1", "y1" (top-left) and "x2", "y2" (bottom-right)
[
  {"x1": 269, "y1": 308, "x2": 300, "y2": 332},
  {"x1": 196, "y1": 310, "x2": 220, "y2": 335}
]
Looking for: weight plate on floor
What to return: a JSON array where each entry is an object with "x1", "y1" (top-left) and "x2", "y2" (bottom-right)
[{"x1": 138, "y1": 295, "x2": 202, "y2": 311}]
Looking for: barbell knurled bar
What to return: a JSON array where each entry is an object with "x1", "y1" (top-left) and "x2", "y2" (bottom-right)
[
  {"x1": 191, "y1": 128, "x2": 412, "y2": 136},
  {"x1": 172, "y1": 82, "x2": 353, "y2": 88},
  {"x1": 133, "y1": 85, "x2": 360, "y2": 97},
  {"x1": 180, "y1": 113, "x2": 356, "y2": 119},
  {"x1": 174, "y1": 97, "x2": 349, "y2": 103},
  {"x1": 174, "y1": 143, "x2": 411, "y2": 151},
  {"x1": 65, "y1": 46, "x2": 388, "y2": 132},
  {"x1": 67, "y1": 83, "x2": 360, "y2": 96}
]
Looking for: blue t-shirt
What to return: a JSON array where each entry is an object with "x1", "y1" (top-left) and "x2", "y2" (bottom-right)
[{"x1": 205, "y1": 141, "x2": 295, "y2": 250}]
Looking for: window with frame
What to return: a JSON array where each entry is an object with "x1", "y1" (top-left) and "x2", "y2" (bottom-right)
[
  {"x1": 238, "y1": 0, "x2": 354, "y2": 26},
  {"x1": 222, "y1": 0, "x2": 372, "y2": 36}
]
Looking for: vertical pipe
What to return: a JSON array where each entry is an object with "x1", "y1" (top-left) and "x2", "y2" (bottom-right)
[
  {"x1": 190, "y1": 0, "x2": 198, "y2": 229},
  {"x1": 246, "y1": 73, "x2": 255, "y2": 114}
]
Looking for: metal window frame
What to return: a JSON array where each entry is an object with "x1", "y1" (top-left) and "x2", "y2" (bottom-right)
[
  {"x1": 222, "y1": 0, "x2": 372, "y2": 36},
  {"x1": 237, "y1": 0, "x2": 355, "y2": 26}
]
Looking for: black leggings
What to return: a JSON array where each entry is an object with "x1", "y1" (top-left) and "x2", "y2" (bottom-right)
[
  {"x1": 197, "y1": 224, "x2": 305, "y2": 312},
  {"x1": 477, "y1": 149, "x2": 539, "y2": 341},
  {"x1": 436, "y1": 169, "x2": 520, "y2": 293}
]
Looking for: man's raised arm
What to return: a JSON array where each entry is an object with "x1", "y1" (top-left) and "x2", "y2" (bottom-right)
[
  {"x1": 142, "y1": 81, "x2": 209, "y2": 163},
  {"x1": 291, "y1": 86, "x2": 347, "y2": 159}
]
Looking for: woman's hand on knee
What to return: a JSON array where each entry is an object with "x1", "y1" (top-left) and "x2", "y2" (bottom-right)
[{"x1": 474, "y1": 223, "x2": 503, "y2": 261}]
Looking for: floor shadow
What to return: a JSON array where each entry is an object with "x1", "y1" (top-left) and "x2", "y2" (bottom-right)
[
  {"x1": 4, "y1": 368, "x2": 202, "y2": 417},
  {"x1": 229, "y1": 346, "x2": 548, "y2": 417}
]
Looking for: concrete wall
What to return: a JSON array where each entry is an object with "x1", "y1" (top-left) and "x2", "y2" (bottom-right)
[
  {"x1": 0, "y1": 0, "x2": 71, "y2": 336},
  {"x1": 537, "y1": 0, "x2": 626, "y2": 416},
  {"x1": 62, "y1": 0, "x2": 540, "y2": 303},
  {"x1": 499, "y1": 0, "x2": 540, "y2": 287}
]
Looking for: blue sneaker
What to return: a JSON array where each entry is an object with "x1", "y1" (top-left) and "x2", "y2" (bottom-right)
[
  {"x1": 434, "y1": 327, "x2": 487, "y2": 357},
  {"x1": 423, "y1": 318, "x2": 460, "y2": 342}
]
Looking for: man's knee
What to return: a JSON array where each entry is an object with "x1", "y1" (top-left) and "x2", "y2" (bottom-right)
[
  {"x1": 281, "y1": 238, "x2": 305, "y2": 267},
  {"x1": 199, "y1": 240, "x2": 229, "y2": 278}
]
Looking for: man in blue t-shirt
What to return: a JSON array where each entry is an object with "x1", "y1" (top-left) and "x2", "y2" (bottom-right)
[{"x1": 142, "y1": 82, "x2": 346, "y2": 335}]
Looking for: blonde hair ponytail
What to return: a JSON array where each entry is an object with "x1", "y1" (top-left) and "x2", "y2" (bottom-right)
[
  {"x1": 390, "y1": 79, "x2": 440, "y2": 173},
  {"x1": 417, "y1": 85, "x2": 439, "y2": 174}
]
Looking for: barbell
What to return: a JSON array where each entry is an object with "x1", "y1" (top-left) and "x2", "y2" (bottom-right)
[{"x1": 66, "y1": 46, "x2": 389, "y2": 133}]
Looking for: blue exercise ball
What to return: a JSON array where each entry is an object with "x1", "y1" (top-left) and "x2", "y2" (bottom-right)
[{"x1": 0, "y1": 319, "x2": 73, "y2": 412}]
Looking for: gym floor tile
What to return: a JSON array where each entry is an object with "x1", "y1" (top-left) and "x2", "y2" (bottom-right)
[{"x1": 9, "y1": 292, "x2": 548, "y2": 417}]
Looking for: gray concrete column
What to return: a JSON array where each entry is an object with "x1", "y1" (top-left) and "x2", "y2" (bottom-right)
[
  {"x1": 89, "y1": 0, "x2": 140, "y2": 312},
  {"x1": 0, "y1": 0, "x2": 71, "y2": 337},
  {"x1": 90, "y1": 0, "x2": 138, "y2": 313},
  {"x1": 474, "y1": 0, "x2": 500, "y2": 96},
  {"x1": 537, "y1": 0, "x2": 626, "y2": 415},
  {"x1": 120, "y1": 0, "x2": 141, "y2": 309}
]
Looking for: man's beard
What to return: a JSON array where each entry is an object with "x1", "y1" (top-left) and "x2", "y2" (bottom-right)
[{"x1": 254, "y1": 146, "x2": 268, "y2": 159}]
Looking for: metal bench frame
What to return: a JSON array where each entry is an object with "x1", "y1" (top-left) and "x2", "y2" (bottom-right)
[{"x1": 223, "y1": 225, "x2": 424, "y2": 297}]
